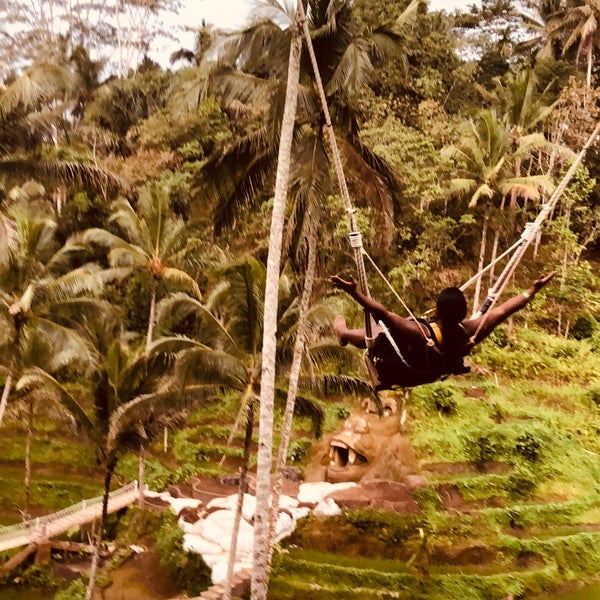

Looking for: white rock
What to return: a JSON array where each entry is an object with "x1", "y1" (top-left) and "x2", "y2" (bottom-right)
[
  {"x1": 277, "y1": 494, "x2": 299, "y2": 510},
  {"x1": 211, "y1": 559, "x2": 252, "y2": 585},
  {"x1": 198, "y1": 510, "x2": 255, "y2": 554},
  {"x1": 313, "y1": 497, "x2": 341, "y2": 516},
  {"x1": 207, "y1": 493, "x2": 256, "y2": 521},
  {"x1": 274, "y1": 511, "x2": 295, "y2": 542},
  {"x1": 165, "y1": 497, "x2": 202, "y2": 514},
  {"x1": 182, "y1": 534, "x2": 223, "y2": 556},
  {"x1": 297, "y1": 482, "x2": 334, "y2": 505},
  {"x1": 297, "y1": 481, "x2": 356, "y2": 505},
  {"x1": 289, "y1": 506, "x2": 311, "y2": 521}
]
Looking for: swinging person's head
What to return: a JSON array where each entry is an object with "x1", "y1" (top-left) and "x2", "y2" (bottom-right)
[{"x1": 436, "y1": 287, "x2": 467, "y2": 324}]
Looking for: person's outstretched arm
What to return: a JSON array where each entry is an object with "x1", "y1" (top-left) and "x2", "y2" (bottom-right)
[
  {"x1": 466, "y1": 271, "x2": 557, "y2": 343},
  {"x1": 330, "y1": 275, "x2": 389, "y2": 321},
  {"x1": 330, "y1": 275, "x2": 423, "y2": 344}
]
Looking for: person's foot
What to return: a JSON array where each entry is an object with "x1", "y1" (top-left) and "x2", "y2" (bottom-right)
[{"x1": 333, "y1": 315, "x2": 348, "y2": 346}]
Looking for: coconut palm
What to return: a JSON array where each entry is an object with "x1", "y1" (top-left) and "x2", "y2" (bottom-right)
[
  {"x1": 75, "y1": 183, "x2": 202, "y2": 348},
  {"x1": 20, "y1": 320, "x2": 207, "y2": 596},
  {"x1": 442, "y1": 107, "x2": 556, "y2": 306},
  {"x1": 0, "y1": 201, "x2": 107, "y2": 429},
  {"x1": 166, "y1": 253, "x2": 369, "y2": 599}
]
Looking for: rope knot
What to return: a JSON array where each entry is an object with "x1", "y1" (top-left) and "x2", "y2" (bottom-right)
[{"x1": 349, "y1": 231, "x2": 363, "y2": 249}]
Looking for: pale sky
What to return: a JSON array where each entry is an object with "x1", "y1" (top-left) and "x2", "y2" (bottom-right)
[
  {"x1": 177, "y1": 0, "x2": 476, "y2": 31},
  {"x1": 152, "y1": 0, "x2": 477, "y2": 64}
]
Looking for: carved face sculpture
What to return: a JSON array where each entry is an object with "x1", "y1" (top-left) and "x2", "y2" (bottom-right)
[{"x1": 306, "y1": 395, "x2": 418, "y2": 483}]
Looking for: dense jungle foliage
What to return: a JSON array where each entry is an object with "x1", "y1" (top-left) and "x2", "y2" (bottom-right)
[{"x1": 1, "y1": 0, "x2": 600, "y2": 598}]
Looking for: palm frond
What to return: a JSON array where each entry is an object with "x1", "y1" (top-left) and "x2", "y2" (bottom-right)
[
  {"x1": 160, "y1": 267, "x2": 201, "y2": 298},
  {"x1": 106, "y1": 387, "x2": 218, "y2": 453},
  {"x1": 301, "y1": 372, "x2": 373, "y2": 397},
  {"x1": 274, "y1": 386, "x2": 325, "y2": 437},
  {"x1": 173, "y1": 347, "x2": 247, "y2": 390},
  {"x1": 16, "y1": 368, "x2": 96, "y2": 441},
  {"x1": 0, "y1": 158, "x2": 128, "y2": 192},
  {"x1": 326, "y1": 40, "x2": 373, "y2": 97},
  {"x1": 38, "y1": 264, "x2": 105, "y2": 304},
  {"x1": 109, "y1": 199, "x2": 151, "y2": 250},
  {"x1": 155, "y1": 293, "x2": 236, "y2": 348},
  {"x1": 24, "y1": 317, "x2": 98, "y2": 373},
  {"x1": 0, "y1": 61, "x2": 74, "y2": 115},
  {"x1": 391, "y1": 0, "x2": 421, "y2": 38}
]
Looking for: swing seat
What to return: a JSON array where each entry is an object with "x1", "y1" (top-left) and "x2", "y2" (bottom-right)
[{"x1": 365, "y1": 332, "x2": 470, "y2": 391}]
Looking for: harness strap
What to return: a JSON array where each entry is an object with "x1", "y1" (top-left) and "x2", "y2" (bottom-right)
[
  {"x1": 429, "y1": 321, "x2": 443, "y2": 346},
  {"x1": 377, "y1": 320, "x2": 414, "y2": 369}
]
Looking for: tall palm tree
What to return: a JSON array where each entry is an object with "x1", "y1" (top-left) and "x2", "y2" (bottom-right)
[
  {"x1": 165, "y1": 253, "x2": 366, "y2": 599},
  {"x1": 489, "y1": 67, "x2": 560, "y2": 216},
  {"x1": 252, "y1": 15, "x2": 302, "y2": 597},
  {"x1": 442, "y1": 107, "x2": 555, "y2": 305},
  {"x1": 0, "y1": 202, "x2": 105, "y2": 428},
  {"x1": 76, "y1": 183, "x2": 202, "y2": 348},
  {"x1": 21, "y1": 315, "x2": 209, "y2": 596}
]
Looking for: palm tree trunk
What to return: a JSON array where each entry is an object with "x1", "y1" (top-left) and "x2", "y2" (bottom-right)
[
  {"x1": 24, "y1": 398, "x2": 34, "y2": 518},
  {"x1": 266, "y1": 231, "x2": 316, "y2": 570},
  {"x1": 85, "y1": 532, "x2": 100, "y2": 600},
  {"x1": 86, "y1": 457, "x2": 117, "y2": 600},
  {"x1": 251, "y1": 16, "x2": 302, "y2": 600},
  {"x1": 146, "y1": 285, "x2": 157, "y2": 349},
  {"x1": 489, "y1": 198, "x2": 506, "y2": 285},
  {"x1": 140, "y1": 284, "x2": 158, "y2": 501},
  {"x1": 473, "y1": 212, "x2": 488, "y2": 312},
  {"x1": 101, "y1": 458, "x2": 117, "y2": 533},
  {"x1": 223, "y1": 399, "x2": 254, "y2": 600},
  {"x1": 0, "y1": 368, "x2": 14, "y2": 429},
  {"x1": 138, "y1": 445, "x2": 146, "y2": 506}
]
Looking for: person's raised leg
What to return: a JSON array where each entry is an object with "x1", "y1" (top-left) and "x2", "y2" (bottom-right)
[{"x1": 333, "y1": 315, "x2": 368, "y2": 349}]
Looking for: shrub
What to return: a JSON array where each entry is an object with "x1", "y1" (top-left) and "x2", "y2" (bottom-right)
[
  {"x1": 155, "y1": 511, "x2": 212, "y2": 596},
  {"x1": 571, "y1": 312, "x2": 599, "y2": 340},
  {"x1": 412, "y1": 383, "x2": 458, "y2": 416},
  {"x1": 586, "y1": 385, "x2": 600, "y2": 408},
  {"x1": 54, "y1": 578, "x2": 86, "y2": 600},
  {"x1": 288, "y1": 437, "x2": 313, "y2": 463}
]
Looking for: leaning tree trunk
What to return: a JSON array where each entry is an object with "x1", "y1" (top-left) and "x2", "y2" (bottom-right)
[
  {"x1": 0, "y1": 368, "x2": 14, "y2": 429},
  {"x1": 266, "y1": 231, "x2": 317, "y2": 572},
  {"x1": 473, "y1": 212, "x2": 488, "y2": 312},
  {"x1": 24, "y1": 398, "x2": 34, "y2": 518},
  {"x1": 86, "y1": 457, "x2": 117, "y2": 600},
  {"x1": 223, "y1": 397, "x2": 254, "y2": 600},
  {"x1": 138, "y1": 284, "x2": 158, "y2": 497},
  {"x1": 251, "y1": 15, "x2": 303, "y2": 600}
]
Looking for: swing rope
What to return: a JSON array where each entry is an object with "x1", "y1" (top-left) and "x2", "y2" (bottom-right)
[{"x1": 297, "y1": 1, "x2": 376, "y2": 344}]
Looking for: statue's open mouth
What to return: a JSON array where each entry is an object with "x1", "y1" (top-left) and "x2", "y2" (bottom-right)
[{"x1": 329, "y1": 440, "x2": 368, "y2": 468}]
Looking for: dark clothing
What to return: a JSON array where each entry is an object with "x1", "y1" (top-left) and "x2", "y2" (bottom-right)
[{"x1": 367, "y1": 319, "x2": 471, "y2": 390}]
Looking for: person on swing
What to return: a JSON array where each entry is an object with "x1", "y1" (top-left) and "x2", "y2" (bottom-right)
[{"x1": 330, "y1": 271, "x2": 557, "y2": 390}]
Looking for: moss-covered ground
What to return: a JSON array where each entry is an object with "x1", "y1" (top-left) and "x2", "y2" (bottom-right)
[
  {"x1": 1, "y1": 326, "x2": 600, "y2": 598},
  {"x1": 269, "y1": 327, "x2": 600, "y2": 599}
]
